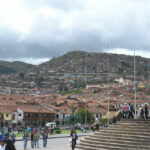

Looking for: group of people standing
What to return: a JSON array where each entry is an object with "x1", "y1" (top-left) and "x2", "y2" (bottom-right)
[
  {"x1": 122, "y1": 103, "x2": 149, "y2": 119},
  {"x1": 23, "y1": 129, "x2": 48, "y2": 150}
]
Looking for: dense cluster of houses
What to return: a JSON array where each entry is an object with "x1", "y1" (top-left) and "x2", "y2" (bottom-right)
[{"x1": 0, "y1": 77, "x2": 149, "y2": 128}]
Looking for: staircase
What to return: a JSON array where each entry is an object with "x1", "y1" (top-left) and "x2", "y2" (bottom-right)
[{"x1": 77, "y1": 119, "x2": 150, "y2": 150}]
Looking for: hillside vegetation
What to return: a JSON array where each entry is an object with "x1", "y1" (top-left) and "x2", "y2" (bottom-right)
[
  {"x1": 0, "y1": 61, "x2": 33, "y2": 74},
  {"x1": 37, "y1": 51, "x2": 150, "y2": 78}
]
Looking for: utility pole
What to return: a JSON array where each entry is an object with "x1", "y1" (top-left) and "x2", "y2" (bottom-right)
[
  {"x1": 107, "y1": 56, "x2": 110, "y2": 124},
  {"x1": 84, "y1": 53, "x2": 87, "y2": 124},
  {"x1": 84, "y1": 99, "x2": 87, "y2": 124},
  {"x1": 40, "y1": 104, "x2": 42, "y2": 128},
  {"x1": 134, "y1": 50, "x2": 137, "y2": 119}
]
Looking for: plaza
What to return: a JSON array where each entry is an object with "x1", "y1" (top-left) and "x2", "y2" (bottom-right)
[{"x1": 15, "y1": 136, "x2": 82, "y2": 150}]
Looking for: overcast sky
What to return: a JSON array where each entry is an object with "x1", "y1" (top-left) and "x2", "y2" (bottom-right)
[{"x1": 0, "y1": 0, "x2": 150, "y2": 64}]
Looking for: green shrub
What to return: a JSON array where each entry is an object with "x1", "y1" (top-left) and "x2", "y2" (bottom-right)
[{"x1": 55, "y1": 129, "x2": 61, "y2": 134}]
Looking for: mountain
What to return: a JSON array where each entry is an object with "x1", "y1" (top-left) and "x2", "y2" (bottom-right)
[
  {"x1": 0, "y1": 61, "x2": 34, "y2": 74},
  {"x1": 36, "y1": 51, "x2": 150, "y2": 78}
]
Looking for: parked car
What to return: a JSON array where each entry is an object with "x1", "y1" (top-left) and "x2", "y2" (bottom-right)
[{"x1": 45, "y1": 122, "x2": 56, "y2": 129}]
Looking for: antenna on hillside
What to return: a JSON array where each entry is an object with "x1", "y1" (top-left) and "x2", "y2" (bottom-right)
[{"x1": 134, "y1": 50, "x2": 137, "y2": 119}]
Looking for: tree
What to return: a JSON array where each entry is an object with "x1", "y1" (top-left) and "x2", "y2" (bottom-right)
[
  {"x1": 75, "y1": 108, "x2": 94, "y2": 124},
  {"x1": 35, "y1": 77, "x2": 44, "y2": 89},
  {"x1": 19, "y1": 72, "x2": 25, "y2": 79}
]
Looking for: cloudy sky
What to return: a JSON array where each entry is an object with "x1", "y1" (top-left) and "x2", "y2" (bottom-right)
[{"x1": 0, "y1": 0, "x2": 150, "y2": 64}]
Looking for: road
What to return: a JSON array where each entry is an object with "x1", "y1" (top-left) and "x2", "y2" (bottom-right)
[{"x1": 15, "y1": 137, "x2": 82, "y2": 150}]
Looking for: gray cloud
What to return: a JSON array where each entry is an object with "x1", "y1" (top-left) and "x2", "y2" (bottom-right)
[{"x1": 0, "y1": 0, "x2": 150, "y2": 62}]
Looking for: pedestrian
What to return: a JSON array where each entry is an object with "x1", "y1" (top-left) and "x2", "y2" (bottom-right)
[
  {"x1": 0, "y1": 135, "x2": 6, "y2": 150},
  {"x1": 34, "y1": 129, "x2": 40, "y2": 149},
  {"x1": 37, "y1": 130, "x2": 40, "y2": 148},
  {"x1": 144, "y1": 104, "x2": 149, "y2": 119},
  {"x1": 42, "y1": 130, "x2": 48, "y2": 148},
  {"x1": 112, "y1": 115, "x2": 117, "y2": 123},
  {"x1": 70, "y1": 129, "x2": 78, "y2": 150},
  {"x1": 11, "y1": 132, "x2": 16, "y2": 145},
  {"x1": 140, "y1": 108, "x2": 144, "y2": 119},
  {"x1": 128, "y1": 103, "x2": 134, "y2": 119},
  {"x1": 5, "y1": 139, "x2": 16, "y2": 150},
  {"x1": 31, "y1": 132, "x2": 34, "y2": 148},
  {"x1": 90, "y1": 125, "x2": 94, "y2": 132},
  {"x1": 122, "y1": 103, "x2": 128, "y2": 118},
  {"x1": 23, "y1": 130, "x2": 29, "y2": 150},
  {"x1": 4, "y1": 131, "x2": 9, "y2": 141},
  {"x1": 95, "y1": 116, "x2": 99, "y2": 130},
  {"x1": 27, "y1": 127, "x2": 31, "y2": 134}
]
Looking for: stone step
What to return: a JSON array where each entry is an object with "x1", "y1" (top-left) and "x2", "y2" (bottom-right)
[
  {"x1": 98, "y1": 129, "x2": 150, "y2": 136},
  {"x1": 78, "y1": 142, "x2": 143, "y2": 150},
  {"x1": 105, "y1": 127, "x2": 150, "y2": 132},
  {"x1": 121, "y1": 119, "x2": 150, "y2": 122},
  {"x1": 77, "y1": 120, "x2": 150, "y2": 150},
  {"x1": 108, "y1": 124, "x2": 150, "y2": 129},
  {"x1": 93, "y1": 133, "x2": 150, "y2": 140},
  {"x1": 111, "y1": 123, "x2": 150, "y2": 128},
  {"x1": 76, "y1": 144, "x2": 107, "y2": 150},
  {"x1": 84, "y1": 136, "x2": 150, "y2": 145},
  {"x1": 80, "y1": 139, "x2": 150, "y2": 149},
  {"x1": 117, "y1": 122, "x2": 150, "y2": 125}
]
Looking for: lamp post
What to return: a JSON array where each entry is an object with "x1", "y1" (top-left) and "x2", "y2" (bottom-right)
[
  {"x1": 84, "y1": 52, "x2": 87, "y2": 124},
  {"x1": 84, "y1": 99, "x2": 87, "y2": 124},
  {"x1": 134, "y1": 50, "x2": 137, "y2": 119},
  {"x1": 40, "y1": 104, "x2": 42, "y2": 128},
  {"x1": 107, "y1": 57, "x2": 110, "y2": 124}
]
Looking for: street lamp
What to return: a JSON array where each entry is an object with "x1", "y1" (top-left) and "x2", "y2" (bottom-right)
[
  {"x1": 84, "y1": 99, "x2": 87, "y2": 124},
  {"x1": 107, "y1": 57, "x2": 110, "y2": 124},
  {"x1": 97, "y1": 100, "x2": 100, "y2": 119},
  {"x1": 134, "y1": 50, "x2": 137, "y2": 119}
]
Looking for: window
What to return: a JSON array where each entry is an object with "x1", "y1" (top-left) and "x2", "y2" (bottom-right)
[
  {"x1": 19, "y1": 114, "x2": 22, "y2": 116},
  {"x1": 43, "y1": 114, "x2": 47, "y2": 117},
  {"x1": 6, "y1": 114, "x2": 9, "y2": 117}
]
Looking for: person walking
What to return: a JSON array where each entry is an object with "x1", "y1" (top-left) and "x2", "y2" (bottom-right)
[
  {"x1": 0, "y1": 134, "x2": 6, "y2": 150},
  {"x1": 144, "y1": 104, "x2": 149, "y2": 119},
  {"x1": 23, "y1": 131, "x2": 29, "y2": 150},
  {"x1": 95, "y1": 116, "x2": 99, "y2": 130},
  {"x1": 37, "y1": 130, "x2": 40, "y2": 148},
  {"x1": 122, "y1": 103, "x2": 128, "y2": 118},
  {"x1": 70, "y1": 129, "x2": 78, "y2": 150},
  {"x1": 34, "y1": 130, "x2": 40, "y2": 149},
  {"x1": 11, "y1": 132, "x2": 16, "y2": 145},
  {"x1": 31, "y1": 132, "x2": 34, "y2": 148},
  {"x1": 140, "y1": 108, "x2": 144, "y2": 119},
  {"x1": 42, "y1": 130, "x2": 48, "y2": 148},
  {"x1": 4, "y1": 131, "x2": 9, "y2": 141},
  {"x1": 128, "y1": 103, "x2": 134, "y2": 119},
  {"x1": 5, "y1": 139, "x2": 16, "y2": 150}
]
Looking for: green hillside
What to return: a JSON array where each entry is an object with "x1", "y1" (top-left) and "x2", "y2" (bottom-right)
[{"x1": 0, "y1": 61, "x2": 33, "y2": 74}]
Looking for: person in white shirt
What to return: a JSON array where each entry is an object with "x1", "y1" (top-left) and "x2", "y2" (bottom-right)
[{"x1": 0, "y1": 139, "x2": 6, "y2": 150}]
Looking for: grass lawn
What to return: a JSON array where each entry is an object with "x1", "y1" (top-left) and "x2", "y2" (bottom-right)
[{"x1": 15, "y1": 130, "x2": 83, "y2": 137}]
